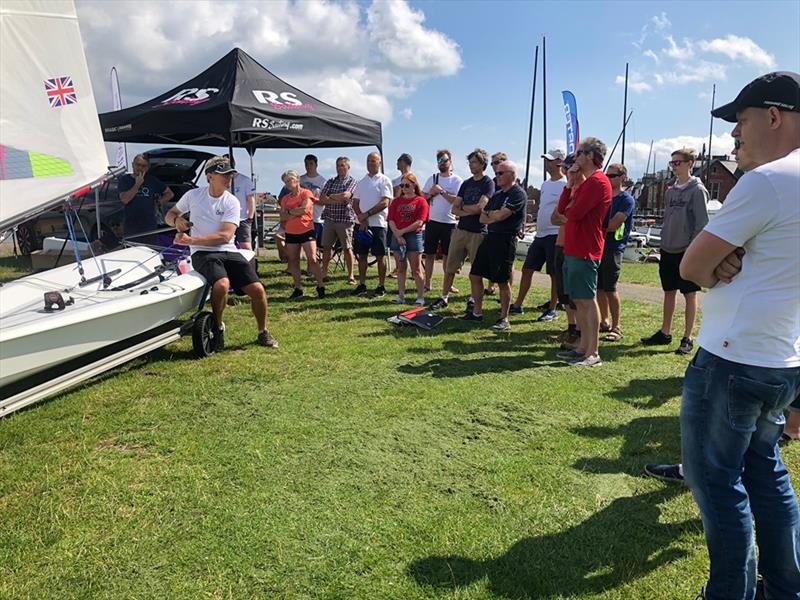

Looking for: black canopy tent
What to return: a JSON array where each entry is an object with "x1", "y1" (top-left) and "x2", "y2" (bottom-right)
[{"x1": 98, "y1": 48, "x2": 382, "y2": 155}]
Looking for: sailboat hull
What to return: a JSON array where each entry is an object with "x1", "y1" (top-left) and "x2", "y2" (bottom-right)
[{"x1": 0, "y1": 246, "x2": 206, "y2": 387}]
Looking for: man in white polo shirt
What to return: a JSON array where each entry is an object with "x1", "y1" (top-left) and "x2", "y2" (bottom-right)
[
  {"x1": 352, "y1": 152, "x2": 394, "y2": 296},
  {"x1": 166, "y1": 156, "x2": 277, "y2": 350},
  {"x1": 671, "y1": 72, "x2": 800, "y2": 600}
]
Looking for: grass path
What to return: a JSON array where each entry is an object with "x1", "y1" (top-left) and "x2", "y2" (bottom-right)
[{"x1": 0, "y1": 254, "x2": 794, "y2": 599}]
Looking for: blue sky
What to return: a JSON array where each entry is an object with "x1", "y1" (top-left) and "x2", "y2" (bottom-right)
[{"x1": 77, "y1": 0, "x2": 800, "y2": 194}]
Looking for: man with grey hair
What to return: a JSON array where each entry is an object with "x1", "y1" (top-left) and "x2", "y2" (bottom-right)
[
  {"x1": 430, "y1": 148, "x2": 495, "y2": 311},
  {"x1": 555, "y1": 137, "x2": 611, "y2": 367},
  {"x1": 462, "y1": 160, "x2": 526, "y2": 331},
  {"x1": 319, "y1": 156, "x2": 358, "y2": 284}
]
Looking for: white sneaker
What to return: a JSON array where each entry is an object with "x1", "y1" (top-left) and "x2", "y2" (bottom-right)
[
  {"x1": 391, "y1": 295, "x2": 405, "y2": 304},
  {"x1": 414, "y1": 297, "x2": 425, "y2": 306}
]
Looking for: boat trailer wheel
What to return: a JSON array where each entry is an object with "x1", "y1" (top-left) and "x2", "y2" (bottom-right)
[{"x1": 192, "y1": 311, "x2": 218, "y2": 358}]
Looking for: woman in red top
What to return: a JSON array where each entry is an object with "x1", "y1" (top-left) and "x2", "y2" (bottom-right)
[
  {"x1": 280, "y1": 170, "x2": 325, "y2": 299},
  {"x1": 388, "y1": 172, "x2": 429, "y2": 305}
]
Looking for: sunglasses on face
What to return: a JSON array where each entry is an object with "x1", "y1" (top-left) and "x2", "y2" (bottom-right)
[
  {"x1": 491, "y1": 159, "x2": 504, "y2": 166},
  {"x1": 399, "y1": 182, "x2": 412, "y2": 189},
  {"x1": 606, "y1": 173, "x2": 622, "y2": 178},
  {"x1": 669, "y1": 160, "x2": 688, "y2": 167},
  {"x1": 495, "y1": 170, "x2": 511, "y2": 176},
  {"x1": 580, "y1": 150, "x2": 593, "y2": 156},
  {"x1": 437, "y1": 157, "x2": 451, "y2": 164}
]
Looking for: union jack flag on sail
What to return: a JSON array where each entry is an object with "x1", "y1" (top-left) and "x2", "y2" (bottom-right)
[{"x1": 44, "y1": 76, "x2": 77, "y2": 108}]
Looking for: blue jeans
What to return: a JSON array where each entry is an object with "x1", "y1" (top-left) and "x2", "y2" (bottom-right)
[{"x1": 680, "y1": 348, "x2": 800, "y2": 600}]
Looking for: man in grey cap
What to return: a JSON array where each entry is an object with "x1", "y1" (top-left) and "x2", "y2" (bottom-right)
[
  {"x1": 510, "y1": 149, "x2": 566, "y2": 321},
  {"x1": 658, "y1": 71, "x2": 800, "y2": 600},
  {"x1": 166, "y1": 156, "x2": 278, "y2": 350}
]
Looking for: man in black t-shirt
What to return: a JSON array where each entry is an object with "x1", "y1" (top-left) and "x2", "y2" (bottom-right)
[
  {"x1": 430, "y1": 148, "x2": 495, "y2": 311},
  {"x1": 463, "y1": 160, "x2": 526, "y2": 331},
  {"x1": 118, "y1": 153, "x2": 174, "y2": 235}
]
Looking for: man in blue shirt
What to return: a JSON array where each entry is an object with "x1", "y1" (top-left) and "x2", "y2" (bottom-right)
[
  {"x1": 597, "y1": 163, "x2": 635, "y2": 342},
  {"x1": 463, "y1": 160, "x2": 527, "y2": 331},
  {"x1": 118, "y1": 153, "x2": 174, "y2": 236}
]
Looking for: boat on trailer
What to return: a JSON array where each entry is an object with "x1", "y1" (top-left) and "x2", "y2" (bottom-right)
[{"x1": 0, "y1": 1, "x2": 218, "y2": 416}]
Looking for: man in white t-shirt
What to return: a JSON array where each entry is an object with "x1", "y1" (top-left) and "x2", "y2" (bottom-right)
[
  {"x1": 510, "y1": 149, "x2": 566, "y2": 321},
  {"x1": 166, "y1": 156, "x2": 277, "y2": 350},
  {"x1": 422, "y1": 149, "x2": 463, "y2": 292},
  {"x1": 665, "y1": 72, "x2": 800, "y2": 600},
  {"x1": 352, "y1": 152, "x2": 394, "y2": 296},
  {"x1": 299, "y1": 154, "x2": 327, "y2": 246},
  {"x1": 230, "y1": 169, "x2": 256, "y2": 251}
]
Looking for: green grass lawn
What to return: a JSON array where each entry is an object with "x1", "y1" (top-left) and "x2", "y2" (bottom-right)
[{"x1": 1, "y1": 254, "x2": 796, "y2": 599}]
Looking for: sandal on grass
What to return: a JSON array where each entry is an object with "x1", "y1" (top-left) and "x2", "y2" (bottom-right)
[
  {"x1": 603, "y1": 327, "x2": 623, "y2": 342},
  {"x1": 599, "y1": 322, "x2": 612, "y2": 333}
]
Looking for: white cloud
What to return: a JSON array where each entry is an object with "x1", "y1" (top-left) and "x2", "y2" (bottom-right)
[
  {"x1": 643, "y1": 49, "x2": 660, "y2": 64},
  {"x1": 651, "y1": 12, "x2": 671, "y2": 30},
  {"x1": 75, "y1": 0, "x2": 461, "y2": 126},
  {"x1": 619, "y1": 133, "x2": 736, "y2": 178},
  {"x1": 698, "y1": 35, "x2": 776, "y2": 69},
  {"x1": 663, "y1": 35, "x2": 694, "y2": 60},
  {"x1": 366, "y1": 0, "x2": 461, "y2": 76},
  {"x1": 401, "y1": 107, "x2": 413, "y2": 119},
  {"x1": 615, "y1": 71, "x2": 652, "y2": 93},
  {"x1": 658, "y1": 60, "x2": 727, "y2": 85}
]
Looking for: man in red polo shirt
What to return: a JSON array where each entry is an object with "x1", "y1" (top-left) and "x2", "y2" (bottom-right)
[{"x1": 555, "y1": 137, "x2": 612, "y2": 367}]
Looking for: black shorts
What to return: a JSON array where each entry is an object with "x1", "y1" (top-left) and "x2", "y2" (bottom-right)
[
  {"x1": 285, "y1": 229, "x2": 316, "y2": 244},
  {"x1": 597, "y1": 246, "x2": 623, "y2": 292},
  {"x1": 523, "y1": 234, "x2": 557, "y2": 273},
  {"x1": 423, "y1": 220, "x2": 455, "y2": 256},
  {"x1": 355, "y1": 226, "x2": 388, "y2": 257},
  {"x1": 469, "y1": 232, "x2": 516, "y2": 284},
  {"x1": 235, "y1": 219, "x2": 252, "y2": 245},
  {"x1": 659, "y1": 250, "x2": 701, "y2": 294},
  {"x1": 192, "y1": 251, "x2": 260, "y2": 293}
]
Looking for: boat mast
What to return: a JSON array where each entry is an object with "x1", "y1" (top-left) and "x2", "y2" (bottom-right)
[
  {"x1": 542, "y1": 35, "x2": 547, "y2": 181},
  {"x1": 522, "y1": 44, "x2": 539, "y2": 190},
  {"x1": 622, "y1": 62, "x2": 629, "y2": 164}
]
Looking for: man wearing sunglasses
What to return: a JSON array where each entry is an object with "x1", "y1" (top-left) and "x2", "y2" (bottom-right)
[
  {"x1": 597, "y1": 163, "x2": 635, "y2": 342},
  {"x1": 422, "y1": 150, "x2": 463, "y2": 292},
  {"x1": 554, "y1": 138, "x2": 612, "y2": 367},
  {"x1": 641, "y1": 147, "x2": 709, "y2": 355},
  {"x1": 463, "y1": 160, "x2": 526, "y2": 331},
  {"x1": 166, "y1": 156, "x2": 277, "y2": 349}
]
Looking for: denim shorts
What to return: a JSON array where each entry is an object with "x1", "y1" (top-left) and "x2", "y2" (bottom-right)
[{"x1": 390, "y1": 231, "x2": 423, "y2": 253}]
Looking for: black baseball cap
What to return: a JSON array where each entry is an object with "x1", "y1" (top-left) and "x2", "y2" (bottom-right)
[
  {"x1": 712, "y1": 71, "x2": 800, "y2": 123},
  {"x1": 205, "y1": 156, "x2": 237, "y2": 175}
]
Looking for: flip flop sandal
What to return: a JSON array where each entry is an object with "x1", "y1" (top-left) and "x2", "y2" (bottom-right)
[
  {"x1": 603, "y1": 327, "x2": 623, "y2": 342},
  {"x1": 599, "y1": 322, "x2": 612, "y2": 333}
]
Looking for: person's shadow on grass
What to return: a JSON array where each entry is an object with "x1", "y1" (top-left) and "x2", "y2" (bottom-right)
[
  {"x1": 606, "y1": 376, "x2": 684, "y2": 409},
  {"x1": 407, "y1": 485, "x2": 698, "y2": 599}
]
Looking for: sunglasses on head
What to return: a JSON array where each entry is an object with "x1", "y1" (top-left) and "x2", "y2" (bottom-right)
[
  {"x1": 399, "y1": 182, "x2": 412, "y2": 189},
  {"x1": 669, "y1": 159, "x2": 688, "y2": 166}
]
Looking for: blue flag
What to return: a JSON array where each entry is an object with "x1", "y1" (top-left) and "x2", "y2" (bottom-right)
[{"x1": 561, "y1": 91, "x2": 579, "y2": 155}]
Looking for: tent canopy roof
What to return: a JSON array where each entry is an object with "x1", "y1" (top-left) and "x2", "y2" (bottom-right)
[{"x1": 99, "y1": 48, "x2": 382, "y2": 150}]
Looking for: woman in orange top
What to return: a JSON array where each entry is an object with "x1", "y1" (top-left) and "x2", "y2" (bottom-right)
[{"x1": 280, "y1": 170, "x2": 325, "y2": 299}]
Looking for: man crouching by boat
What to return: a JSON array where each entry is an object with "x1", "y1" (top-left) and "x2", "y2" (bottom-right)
[{"x1": 166, "y1": 156, "x2": 278, "y2": 350}]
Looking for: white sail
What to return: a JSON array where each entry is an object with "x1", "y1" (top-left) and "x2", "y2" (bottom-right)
[{"x1": 0, "y1": 0, "x2": 109, "y2": 231}]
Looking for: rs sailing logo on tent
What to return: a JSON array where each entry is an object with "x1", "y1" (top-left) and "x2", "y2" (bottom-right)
[{"x1": 45, "y1": 76, "x2": 77, "y2": 108}]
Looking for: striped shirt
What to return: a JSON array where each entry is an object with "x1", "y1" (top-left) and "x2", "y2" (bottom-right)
[{"x1": 321, "y1": 175, "x2": 357, "y2": 224}]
